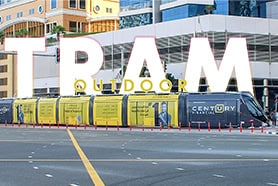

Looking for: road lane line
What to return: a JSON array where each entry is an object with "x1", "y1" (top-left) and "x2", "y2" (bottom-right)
[
  {"x1": 213, "y1": 174, "x2": 225, "y2": 178},
  {"x1": 67, "y1": 129, "x2": 105, "y2": 186},
  {"x1": 1, "y1": 158, "x2": 278, "y2": 162},
  {"x1": 267, "y1": 183, "x2": 278, "y2": 186}
]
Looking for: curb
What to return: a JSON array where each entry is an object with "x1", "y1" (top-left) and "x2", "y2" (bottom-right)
[{"x1": 265, "y1": 131, "x2": 278, "y2": 135}]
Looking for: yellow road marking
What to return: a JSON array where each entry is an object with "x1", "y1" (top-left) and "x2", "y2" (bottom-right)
[
  {"x1": 67, "y1": 129, "x2": 105, "y2": 186},
  {"x1": 0, "y1": 158, "x2": 278, "y2": 162}
]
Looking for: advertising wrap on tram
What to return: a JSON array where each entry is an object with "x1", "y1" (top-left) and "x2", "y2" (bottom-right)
[
  {"x1": 93, "y1": 95, "x2": 127, "y2": 126},
  {"x1": 127, "y1": 94, "x2": 179, "y2": 128},
  {"x1": 186, "y1": 94, "x2": 239, "y2": 128},
  {"x1": 13, "y1": 98, "x2": 38, "y2": 124},
  {"x1": 37, "y1": 98, "x2": 58, "y2": 125},
  {"x1": 58, "y1": 96, "x2": 93, "y2": 126},
  {"x1": 0, "y1": 99, "x2": 14, "y2": 124}
]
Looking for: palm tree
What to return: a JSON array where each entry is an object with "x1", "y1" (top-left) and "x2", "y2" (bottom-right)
[
  {"x1": 0, "y1": 30, "x2": 5, "y2": 44},
  {"x1": 15, "y1": 29, "x2": 28, "y2": 37},
  {"x1": 51, "y1": 25, "x2": 65, "y2": 35},
  {"x1": 205, "y1": 1, "x2": 216, "y2": 14}
]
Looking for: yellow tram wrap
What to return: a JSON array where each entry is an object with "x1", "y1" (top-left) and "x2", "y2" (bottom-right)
[
  {"x1": 127, "y1": 94, "x2": 179, "y2": 127},
  {"x1": 37, "y1": 98, "x2": 58, "y2": 125},
  {"x1": 13, "y1": 98, "x2": 37, "y2": 124},
  {"x1": 93, "y1": 95, "x2": 124, "y2": 126},
  {"x1": 58, "y1": 96, "x2": 92, "y2": 126}
]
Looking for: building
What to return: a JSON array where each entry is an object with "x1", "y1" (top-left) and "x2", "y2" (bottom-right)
[
  {"x1": 0, "y1": 0, "x2": 119, "y2": 36},
  {"x1": 86, "y1": 0, "x2": 120, "y2": 33},
  {"x1": 0, "y1": 0, "x2": 120, "y2": 97},
  {"x1": 267, "y1": 0, "x2": 278, "y2": 18},
  {"x1": 1, "y1": 0, "x2": 278, "y2": 111},
  {"x1": 119, "y1": 0, "x2": 268, "y2": 29},
  {"x1": 87, "y1": 14, "x2": 278, "y2": 110}
]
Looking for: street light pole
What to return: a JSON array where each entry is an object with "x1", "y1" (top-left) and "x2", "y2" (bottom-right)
[{"x1": 120, "y1": 46, "x2": 125, "y2": 80}]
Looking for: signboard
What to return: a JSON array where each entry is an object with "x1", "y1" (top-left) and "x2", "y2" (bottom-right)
[
  {"x1": 4, "y1": 37, "x2": 253, "y2": 97},
  {"x1": 128, "y1": 94, "x2": 179, "y2": 127}
]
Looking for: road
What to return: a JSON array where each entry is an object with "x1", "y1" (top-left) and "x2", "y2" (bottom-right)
[{"x1": 0, "y1": 126, "x2": 277, "y2": 186}]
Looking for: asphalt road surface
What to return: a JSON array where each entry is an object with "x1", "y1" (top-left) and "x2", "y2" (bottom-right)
[{"x1": 0, "y1": 126, "x2": 277, "y2": 186}]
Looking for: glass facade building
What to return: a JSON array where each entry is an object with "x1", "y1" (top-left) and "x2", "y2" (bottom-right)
[
  {"x1": 162, "y1": 0, "x2": 267, "y2": 22},
  {"x1": 120, "y1": 0, "x2": 268, "y2": 29},
  {"x1": 120, "y1": 0, "x2": 153, "y2": 29}
]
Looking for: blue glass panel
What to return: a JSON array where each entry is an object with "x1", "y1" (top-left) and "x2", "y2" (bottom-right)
[
  {"x1": 213, "y1": 0, "x2": 229, "y2": 15},
  {"x1": 120, "y1": 13, "x2": 152, "y2": 29},
  {"x1": 51, "y1": 0, "x2": 57, "y2": 9}
]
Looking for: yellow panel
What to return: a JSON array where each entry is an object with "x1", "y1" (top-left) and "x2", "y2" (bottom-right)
[
  {"x1": 13, "y1": 98, "x2": 38, "y2": 124},
  {"x1": 59, "y1": 96, "x2": 91, "y2": 125},
  {"x1": 38, "y1": 98, "x2": 57, "y2": 124},
  {"x1": 93, "y1": 95, "x2": 122, "y2": 126},
  {"x1": 128, "y1": 94, "x2": 179, "y2": 127}
]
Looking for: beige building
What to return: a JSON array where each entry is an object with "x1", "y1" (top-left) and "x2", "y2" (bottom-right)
[{"x1": 0, "y1": 0, "x2": 120, "y2": 97}]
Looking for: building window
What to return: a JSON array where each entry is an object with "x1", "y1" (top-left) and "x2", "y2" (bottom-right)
[
  {"x1": 0, "y1": 0, "x2": 4, "y2": 6},
  {"x1": 106, "y1": 7, "x2": 112, "y2": 13},
  {"x1": 6, "y1": 15, "x2": 11, "y2": 21},
  {"x1": 69, "y1": 0, "x2": 76, "y2": 8},
  {"x1": 120, "y1": 13, "x2": 152, "y2": 29},
  {"x1": 0, "y1": 54, "x2": 7, "y2": 60},
  {"x1": 0, "y1": 16, "x2": 2, "y2": 23},
  {"x1": 69, "y1": 21, "x2": 77, "y2": 32},
  {"x1": 79, "y1": 0, "x2": 85, "y2": 9},
  {"x1": 17, "y1": 12, "x2": 23, "y2": 18},
  {"x1": 29, "y1": 8, "x2": 35, "y2": 15},
  {"x1": 0, "y1": 91, "x2": 7, "y2": 98},
  {"x1": 0, "y1": 65, "x2": 7, "y2": 72},
  {"x1": 0, "y1": 78, "x2": 8, "y2": 86},
  {"x1": 46, "y1": 22, "x2": 57, "y2": 34},
  {"x1": 51, "y1": 0, "x2": 57, "y2": 9},
  {"x1": 49, "y1": 87, "x2": 59, "y2": 95},
  {"x1": 33, "y1": 88, "x2": 47, "y2": 96}
]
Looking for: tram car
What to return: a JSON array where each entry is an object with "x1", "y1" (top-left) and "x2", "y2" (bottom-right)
[{"x1": 0, "y1": 92, "x2": 269, "y2": 128}]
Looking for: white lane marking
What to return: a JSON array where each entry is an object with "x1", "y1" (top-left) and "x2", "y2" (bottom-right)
[
  {"x1": 45, "y1": 174, "x2": 53, "y2": 178},
  {"x1": 69, "y1": 184, "x2": 80, "y2": 186},
  {"x1": 176, "y1": 168, "x2": 184, "y2": 171},
  {"x1": 152, "y1": 162, "x2": 158, "y2": 165},
  {"x1": 33, "y1": 166, "x2": 39, "y2": 170},
  {"x1": 267, "y1": 183, "x2": 278, "y2": 186},
  {"x1": 213, "y1": 174, "x2": 225, "y2": 178}
]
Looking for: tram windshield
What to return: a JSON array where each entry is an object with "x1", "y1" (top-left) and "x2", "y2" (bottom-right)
[{"x1": 241, "y1": 93, "x2": 268, "y2": 122}]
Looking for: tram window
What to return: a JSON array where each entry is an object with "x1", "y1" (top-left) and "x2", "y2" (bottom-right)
[{"x1": 242, "y1": 95, "x2": 264, "y2": 117}]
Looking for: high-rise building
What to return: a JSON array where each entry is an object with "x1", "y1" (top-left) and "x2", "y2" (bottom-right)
[
  {"x1": 267, "y1": 0, "x2": 278, "y2": 18},
  {"x1": 119, "y1": 0, "x2": 268, "y2": 29}
]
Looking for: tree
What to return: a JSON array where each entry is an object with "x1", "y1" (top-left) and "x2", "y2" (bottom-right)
[
  {"x1": 0, "y1": 30, "x2": 5, "y2": 44},
  {"x1": 15, "y1": 29, "x2": 28, "y2": 37},
  {"x1": 205, "y1": 1, "x2": 216, "y2": 14},
  {"x1": 51, "y1": 25, "x2": 65, "y2": 35}
]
